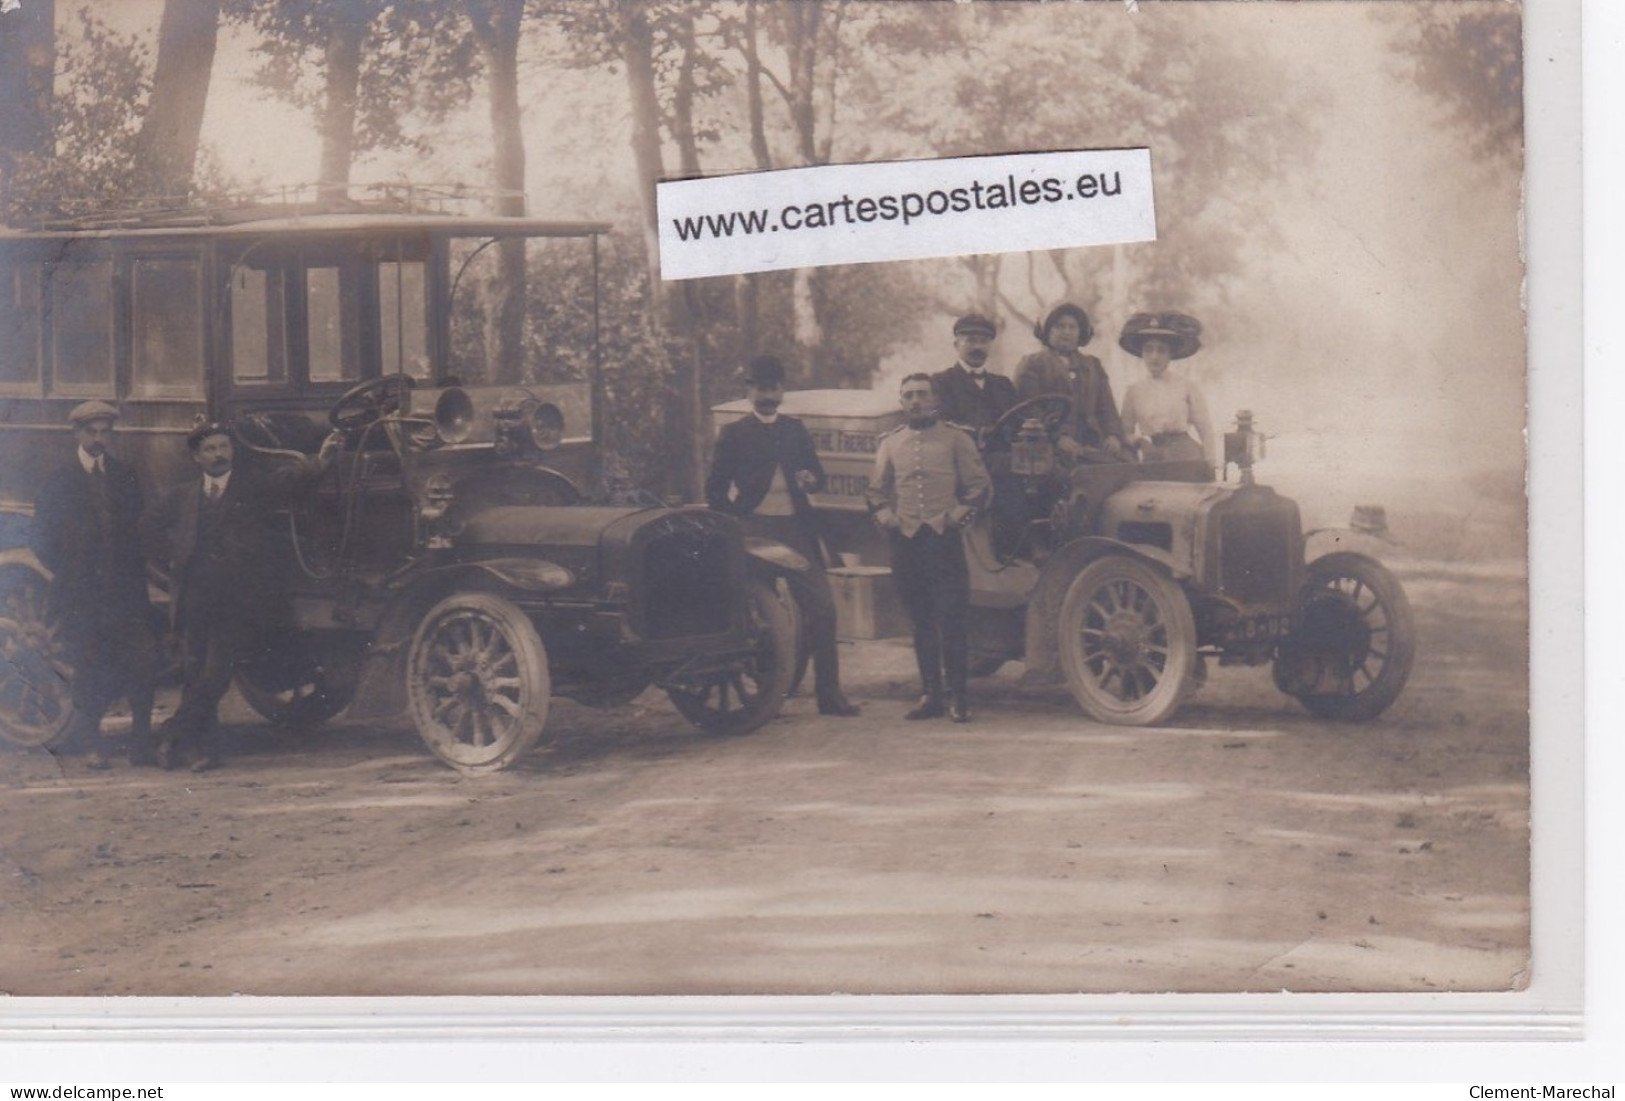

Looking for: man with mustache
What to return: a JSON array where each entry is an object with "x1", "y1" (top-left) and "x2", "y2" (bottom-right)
[
  {"x1": 932, "y1": 313, "x2": 1017, "y2": 432},
  {"x1": 866, "y1": 374, "x2": 992, "y2": 723},
  {"x1": 30, "y1": 401, "x2": 159, "y2": 769},
  {"x1": 705, "y1": 355, "x2": 860, "y2": 717},
  {"x1": 147, "y1": 420, "x2": 343, "y2": 771}
]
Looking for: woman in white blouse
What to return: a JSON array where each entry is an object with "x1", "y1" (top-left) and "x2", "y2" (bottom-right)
[{"x1": 1117, "y1": 312, "x2": 1217, "y2": 473}]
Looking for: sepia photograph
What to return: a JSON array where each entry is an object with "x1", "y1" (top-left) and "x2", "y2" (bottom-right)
[{"x1": 0, "y1": 0, "x2": 1533, "y2": 1007}]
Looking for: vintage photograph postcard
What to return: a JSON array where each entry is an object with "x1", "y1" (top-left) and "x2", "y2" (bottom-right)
[{"x1": 0, "y1": 0, "x2": 1535, "y2": 1007}]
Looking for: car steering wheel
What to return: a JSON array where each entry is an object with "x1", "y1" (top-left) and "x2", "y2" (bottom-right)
[
  {"x1": 984, "y1": 395, "x2": 1074, "y2": 451},
  {"x1": 329, "y1": 375, "x2": 413, "y2": 431}
]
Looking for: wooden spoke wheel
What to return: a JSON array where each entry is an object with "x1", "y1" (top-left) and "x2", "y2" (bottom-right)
[
  {"x1": 407, "y1": 593, "x2": 550, "y2": 774},
  {"x1": 1058, "y1": 554, "x2": 1197, "y2": 726},
  {"x1": 0, "y1": 562, "x2": 75, "y2": 750}
]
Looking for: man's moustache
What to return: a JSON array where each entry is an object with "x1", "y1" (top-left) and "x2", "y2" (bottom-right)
[{"x1": 754, "y1": 399, "x2": 781, "y2": 412}]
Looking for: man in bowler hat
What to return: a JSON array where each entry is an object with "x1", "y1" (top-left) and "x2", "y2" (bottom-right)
[
  {"x1": 148, "y1": 420, "x2": 343, "y2": 770},
  {"x1": 31, "y1": 401, "x2": 158, "y2": 768},
  {"x1": 705, "y1": 354, "x2": 860, "y2": 717},
  {"x1": 866, "y1": 374, "x2": 992, "y2": 723},
  {"x1": 932, "y1": 313, "x2": 1018, "y2": 431}
]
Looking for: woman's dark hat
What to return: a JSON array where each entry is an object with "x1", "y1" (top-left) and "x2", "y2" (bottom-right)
[
  {"x1": 186, "y1": 420, "x2": 235, "y2": 451},
  {"x1": 744, "y1": 354, "x2": 787, "y2": 387},
  {"x1": 952, "y1": 313, "x2": 997, "y2": 339},
  {"x1": 1033, "y1": 303, "x2": 1093, "y2": 348},
  {"x1": 1118, "y1": 312, "x2": 1202, "y2": 359}
]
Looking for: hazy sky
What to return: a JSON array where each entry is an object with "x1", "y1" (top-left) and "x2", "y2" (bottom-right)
[{"x1": 61, "y1": 1, "x2": 1526, "y2": 525}]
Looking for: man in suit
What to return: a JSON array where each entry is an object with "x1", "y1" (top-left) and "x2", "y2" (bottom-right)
[
  {"x1": 866, "y1": 374, "x2": 992, "y2": 723},
  {"x1": 705, "y1": 355, "x2": 860, "y2": 717},
  {"x1": 148, "y1": 421, "x2": 342, "y2": 771},
  {"x1": 31, "y1": 401, "x2": 158, "y2": 769},
  {"x1": 932, "y1": 313, "x2": 1017, "y2": 432}
]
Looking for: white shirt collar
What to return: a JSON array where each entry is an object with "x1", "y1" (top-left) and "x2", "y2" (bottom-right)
[
  {"x1": 752, "y1": 411, "x2": 780, "y2": 425},
  {"x1": 204, "y1": 471, "x2": 232, "y2": 495},
  {"x1": 77, "y1": 448, "x2": 104, "y2": 474},
  {"x1": 958, "y1": 360, "x2": 986, "y2": 377}
]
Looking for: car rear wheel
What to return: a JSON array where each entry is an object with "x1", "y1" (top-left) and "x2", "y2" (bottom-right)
[
  {"x1": 667, "y1": 579, "x2": 795, "y2": 736},
  {"x1": 1274, "y1": 553, "x2": 1415, "y2": 721},
  {"x1": 408, "y1": 593, "x2": 550, "y2": 774},
  {"x1": 234, "y1": 636, "x2": 361, "y2": 730},
  {"x1": 0, "y1": 561, "x2": 75, "y2": 750},
  {"x1": 1058, "y1": 554, "x2": 1197, "y2": 726}
]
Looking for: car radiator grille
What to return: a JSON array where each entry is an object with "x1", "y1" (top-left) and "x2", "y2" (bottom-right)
[
  {"x1": 1219, "y1": 511, "x2": 1295, "y2": 606},
  {"x1": 641, "y1": 527, "x2": 733, "y2": 640}
]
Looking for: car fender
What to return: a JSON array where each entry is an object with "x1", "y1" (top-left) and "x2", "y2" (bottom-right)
[
  {"x1": 1304, "y1": 527, "x2": 1398, "y2": 565},
  {"x1": 744, "y1": 536, "x2": 811, "y2": 577},
  {"x1": 345, "y1": 558, "x2": 571, "y2": 721},
  {"x1": 1021, "y1": 536, "x2": 1189, "y2": 684}
]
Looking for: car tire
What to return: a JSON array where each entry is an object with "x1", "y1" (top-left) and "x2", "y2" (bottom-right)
[
  {"x1": 1275, "y1": 552, "x2": 1416, "y2": 722},
  {"x1": 407, "y1": 592, "x2": 550, "y2": 774},
  {"x1": 667, "y1": 579, "x2": 795, "y2": 736},
  {"x1": 234, "y1": 637, "x2": 361, "y2": 730},
  {"x1": 1057, "y1": 553, "x2": 1198, "y2": 726},
  {"x1": 0, "y1": 560, "x2": 76, "y2": 751}
]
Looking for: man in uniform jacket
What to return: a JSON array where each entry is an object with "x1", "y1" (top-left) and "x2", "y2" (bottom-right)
[
  {"x1": 147, "y1": 420, "x2": 342, "y2": 770},
  {"x1": 30, "y1": 401, "x2": 158, "y2": 769},
  {"x1": 705, "y1": 355, "x2": 860, "y2": 717},
  {"x1": 866, "y1": 373, "x2": 993, "y2": 723},
  {"x1": 932, "y1": 313, "x2": 1018, "y2": 432}
]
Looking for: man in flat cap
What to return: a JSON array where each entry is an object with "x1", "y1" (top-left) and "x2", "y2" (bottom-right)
[
  {"x1": 933, "y1": 313, "x2": 1025, "y2": 557},
  {"x1": 30, "y1": 401, "x2": 159, "y2": 768},
  {"x1": 705, "y1": 354, "x2": 860, "y2": 717},
  {"x1": 932, "y1": 313, "x2": 1017, "y2": 433},
  {"x1": 148, "y1": 420, "x2": 342, "y2": 771}
]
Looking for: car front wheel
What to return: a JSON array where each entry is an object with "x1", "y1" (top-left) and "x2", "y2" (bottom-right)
[
  {"x1": 667, "y1": 579, "x2": 795, "y2": 736},
  {"x1": 1058, "y1": 554, "x2": 1198, "y2": 726},
  {"x1": 408, "y1": 592, "x2": 550, "y2": 774}
]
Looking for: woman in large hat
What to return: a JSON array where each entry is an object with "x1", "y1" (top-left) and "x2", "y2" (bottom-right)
[
  {"x1": 1012, "y1": 303, "x2": 1129, "y2": 460},
  {"x1": 1116, "y1": 311, "x2": 1216, "y2": 469}
]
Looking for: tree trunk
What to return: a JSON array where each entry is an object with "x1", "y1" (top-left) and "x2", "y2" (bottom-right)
[
  {"x1": 317, "y1": 15, "x2": 366, "y2": 205},
  {"x1": 133, "y1": 0, "x2": 222, "y2": 202},
  {"x1": 467, "y1": 0, "x2": 527, "y2": 385},
  {"x1": 0, "y1": 0, "x2": 54, "y2": 219}
]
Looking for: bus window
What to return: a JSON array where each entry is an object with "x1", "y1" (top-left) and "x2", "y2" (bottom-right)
[
  {"x1": 131, "y1": 258, "x2": 204, "y2": 399},
  {"x1": 0, "y1": 261, "x2": 43, "y2": 395},
  {"x1": 379, "y1": 260, "x2": 430, "y2": 380},
  {"x1": 307, "y1": 265, "x2": 360, "y2": 383},
  {"x1": 231, "y1": 266, "x2": 288, "y2": 385},
  {"x1": 48, "y1": 261, "x2": 114, "y2": 397}
]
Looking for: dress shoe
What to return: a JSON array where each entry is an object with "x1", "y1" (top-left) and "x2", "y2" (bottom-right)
[
  {"x1": 817, "y1": 695, "x2": 861, "y2": 717},
  {"x1": 189, "y1": 754, "x2": 219, "y2": 774},
  {"x1": 949, "y1": 696, "x2": 970, "y2": 723},
  {"x1": 154, "y1": 740, "x2": 176, "y2": 771},
  {"x1": 84, "y1": 750, "x2": 112, "y2": 771},
  {"x1": 905, "y1": 695, "x2": 946, "y2": 720}
]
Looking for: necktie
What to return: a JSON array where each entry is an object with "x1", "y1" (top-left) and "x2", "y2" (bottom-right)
[{"x1": 207, "y1": 481, "x2": 222, "y2": 502}]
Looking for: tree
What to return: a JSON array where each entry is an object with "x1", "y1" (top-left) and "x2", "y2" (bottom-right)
[
  {"x1": 1, "y1": 9, "x2": 154, "y2": 222},
  {"x1": 1398, "y1": 4, "x2": 1522, "y2": 167},
  {"x1": 132, "y1": 0, "x2": 223, "y2": 201},
  {"x1": 0, "y1": 0, "x2": 55, "y2": 220}
]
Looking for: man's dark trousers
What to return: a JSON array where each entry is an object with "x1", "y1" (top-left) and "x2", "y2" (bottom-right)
[{"x1": 889, "y1": 526, "x2": 970, "y2": 702}]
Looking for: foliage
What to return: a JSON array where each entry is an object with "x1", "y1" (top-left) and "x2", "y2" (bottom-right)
[
  {"x1": 1398, "y1": 4, "x2": 1522, "y2": 167},
  {"x1": 225, "y1": 0, "x2": 481, "y2": 161},
  {"x1": 2, "y1": 9, "x2": 151, "y2": 221}
]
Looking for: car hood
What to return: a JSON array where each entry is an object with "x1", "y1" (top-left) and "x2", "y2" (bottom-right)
[{"x1": 459, "y1": 505, "x2": 658, "y2": 549}]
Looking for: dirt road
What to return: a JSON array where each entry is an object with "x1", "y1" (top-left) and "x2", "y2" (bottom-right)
[{"x1": 0, "y1": 561, "x2": 1528, "y2": 996}]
